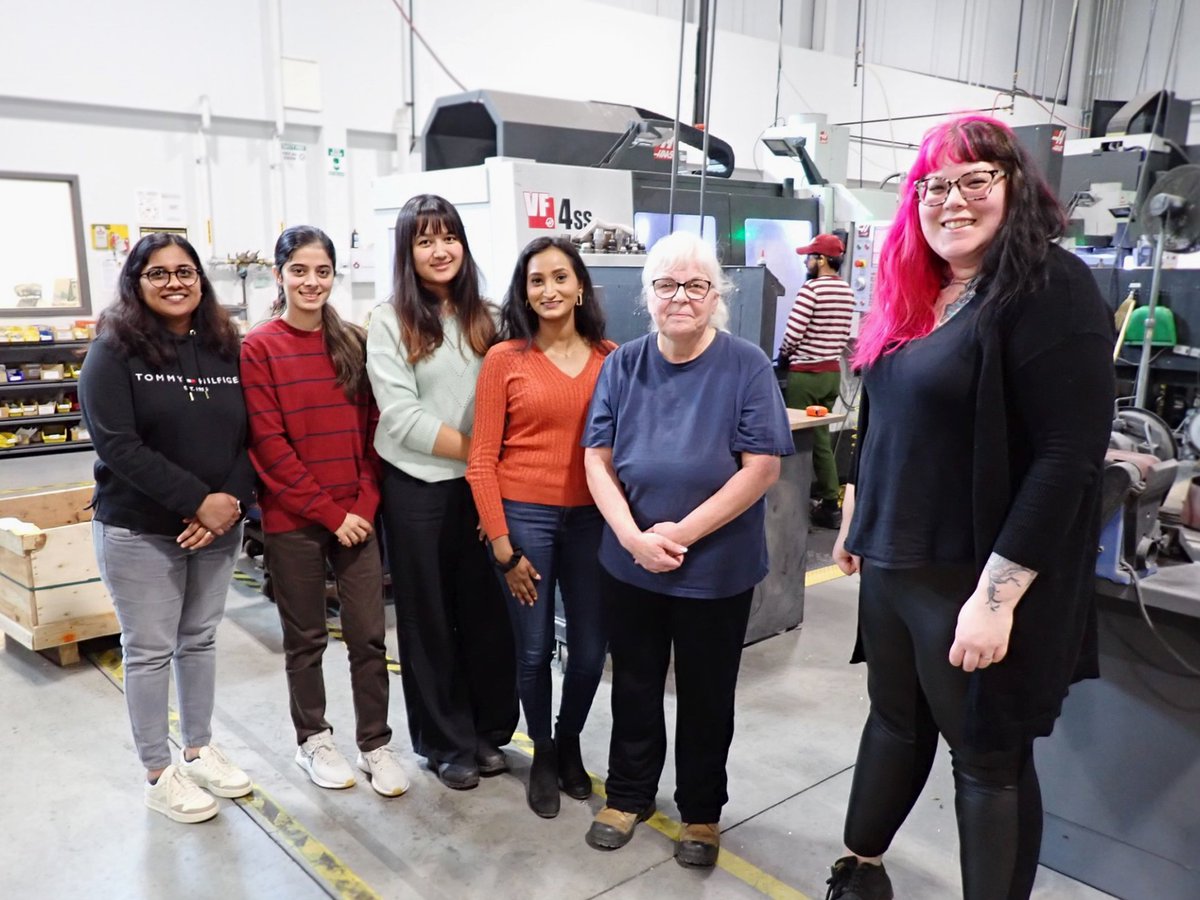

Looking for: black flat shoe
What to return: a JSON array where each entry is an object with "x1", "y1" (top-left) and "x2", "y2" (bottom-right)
[
  {"x1": 555, "y1": 734, "x2": 591, "y2": 800},
  {"x1": 431, "y1": 760, "x2": 479, "y2": 790},
  {"x1": 475, "y1": 741, "x2": 508, "y2": 776},
  {"x1": 527, "y1": 741, "x2": 560, "y2": 818}
]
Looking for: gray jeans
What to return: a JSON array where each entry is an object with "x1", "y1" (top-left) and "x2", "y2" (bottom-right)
[{"x1": 93, "y1": 520, "x2": 243, "y2": 770}]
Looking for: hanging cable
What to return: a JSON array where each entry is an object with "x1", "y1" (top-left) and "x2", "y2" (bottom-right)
[
  {"x1": 698, "y1": 0, "x2": 718, "y2": 238},
  {"x1": 773, "y1": 0, "x2": 784, "y2": 125},
  {"x1": 1135, "y1": 0, "x2": 1160, "y2": 94},
  {"x1": 668, "y1": 0, "x2": 687, "y2": 232},
  {"x1": 388, "y1": 0, "x2": 467, "y2": 92},
  {"x1": 1048, "y1": 0, "x2": 1080, "y2": 127}
]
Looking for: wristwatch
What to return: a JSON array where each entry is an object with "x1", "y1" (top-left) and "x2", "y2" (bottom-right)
[{"x1": 496, "y1": 548, "x2": 524, "y2": 574}]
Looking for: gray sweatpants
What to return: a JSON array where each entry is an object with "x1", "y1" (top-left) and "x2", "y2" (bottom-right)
[{"x1": 93, "y1": 520, "x2": 243, "y2": 770}]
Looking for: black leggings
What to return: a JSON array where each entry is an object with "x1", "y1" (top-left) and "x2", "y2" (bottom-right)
[{"x1": 844, "y1": 561, "x2": 1042, "y2": 900}]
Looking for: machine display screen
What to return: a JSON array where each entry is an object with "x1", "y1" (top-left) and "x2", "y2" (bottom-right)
[
  {"x1": 633, "y1": 213, "x2": 719, "y2": 252},
  {"x1": 743, "y1": 217, "x2": 815, "y2": 354}
]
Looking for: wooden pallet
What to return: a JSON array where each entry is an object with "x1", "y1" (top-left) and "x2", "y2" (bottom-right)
[{"x1": 0, "y1": 485, "x2": 116, "y2": 665}]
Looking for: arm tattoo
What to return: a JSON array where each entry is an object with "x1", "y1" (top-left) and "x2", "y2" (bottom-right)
[{"x1": 983, "y1": 555, "x2": 1036, "y2": 612}]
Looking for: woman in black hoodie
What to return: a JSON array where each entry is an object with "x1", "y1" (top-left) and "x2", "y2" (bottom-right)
[{"x1": 81, "y1": 233, "x2": 256, "y2": 824}]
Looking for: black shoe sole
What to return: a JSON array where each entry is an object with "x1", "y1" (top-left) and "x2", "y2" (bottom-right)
[{"x1": 674, "y1": 842, "x2": 720, "y2": 868}]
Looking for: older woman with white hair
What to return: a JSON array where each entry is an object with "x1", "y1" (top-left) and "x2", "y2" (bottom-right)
[{"x1": 581, "y1": 231, "x2": 793, "y2": 867}]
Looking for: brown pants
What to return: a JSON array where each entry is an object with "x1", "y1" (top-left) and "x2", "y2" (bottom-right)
[{"x1": 265, "y1": 524, "x2": 391, "y2": 751}]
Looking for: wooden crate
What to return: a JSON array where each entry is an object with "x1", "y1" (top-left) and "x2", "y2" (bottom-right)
[{"x1": 0, "y1": 485, "x2": 116, "y2": 664}]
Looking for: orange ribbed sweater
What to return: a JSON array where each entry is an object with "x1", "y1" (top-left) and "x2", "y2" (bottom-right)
[{"x1": 466, "y1": 338, "x2": 614, "y2": 540}]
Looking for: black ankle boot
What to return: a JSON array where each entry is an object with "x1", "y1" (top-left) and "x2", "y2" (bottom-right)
[
  {"x1": 555, "y1": 734, "x2": 591, "y2": 800},
  {"x1": 528, "y1": 741, "x2": 560, "y2": 818}
]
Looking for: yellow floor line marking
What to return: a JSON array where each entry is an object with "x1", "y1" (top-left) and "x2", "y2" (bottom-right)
[
  {"x1": 89, "y1": 646, "x2": 381, "y2": 900},
  {"x1": 509, "y1": 732, "x2": 812, "y2": 900},
  {"x1": 805, "y1": 564, "x2": 845, "y2": 588}
]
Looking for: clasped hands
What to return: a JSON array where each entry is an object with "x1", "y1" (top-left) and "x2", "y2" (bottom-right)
[
  {"x1": 625, "y1": 521, "x2": 689, "y2": 573},
  {"x1": 178, "y1": 492, "x2": 242, "y2": 549}
]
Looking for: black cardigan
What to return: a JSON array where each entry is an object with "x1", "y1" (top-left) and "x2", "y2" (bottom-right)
[{"x1": 850, "y1": 244, "x2": 1116, "y2": 750}]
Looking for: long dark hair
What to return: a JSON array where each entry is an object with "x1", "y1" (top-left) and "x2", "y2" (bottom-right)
[
  {"x1": 391, "y1": 194, "x2": 495, "y2": 363},
  {"x1": 500, "y1": 237, "x2": 608, "y2": 347},
  {"x1": 97, "y1": 232, "x2": 239, "y2": 366},
  {"x1": 271, "y1": 225, "x2": 366, "y2": 401},
  {"x1": 854, "y1": 115, "x2": 1066, "y2": 368}
]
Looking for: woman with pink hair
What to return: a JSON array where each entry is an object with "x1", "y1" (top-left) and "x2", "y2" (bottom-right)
[{"x1": 824, "y1": 116, "x2": 1114, "y2": 900}]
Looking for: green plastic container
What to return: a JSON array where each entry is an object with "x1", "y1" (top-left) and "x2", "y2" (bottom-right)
[{"x1": 1126, "y1": 306, "x2": 1177, "y2": 346}]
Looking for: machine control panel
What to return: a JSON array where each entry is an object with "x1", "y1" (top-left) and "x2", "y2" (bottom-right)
[{"x1": 849, "y1": 222, "x2": 890, "y2": 312}]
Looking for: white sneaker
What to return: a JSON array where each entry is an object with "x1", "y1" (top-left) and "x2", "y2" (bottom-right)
[
  {"x1": 295, "y1": 730, "x2": 356, "y2": 789},
  {"x1": 357, "y1": 746, "x2": 410, "y2": 797},
  {"x1": 181, "y1": 745, "x2": 252, "y2": 798},
  {"x1": 144, "y1": 764, "x2": 219, "y2": 823}
]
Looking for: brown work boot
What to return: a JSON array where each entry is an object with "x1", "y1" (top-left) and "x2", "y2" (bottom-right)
[
  {"x1": 584, "y1": 803, "x2": 656, "y2": 851},
  {"x1": 674, "y1": 822, "x2": 721, "y2": 868}
]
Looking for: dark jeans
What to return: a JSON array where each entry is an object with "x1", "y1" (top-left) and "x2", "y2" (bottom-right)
[
  {"x1": 846, "y1": 561, "x2": 1042, "y2": 900},
  {"x1": 379, "y1": 465, "x2": 518, "y2": 767},
  {"x1": 784, "y1": 370, "x2": 841, "y2": 501},
  {"x1": 265, "y1": 525, "x2": 391, "y2": 751},
  {"x1": 497, "y1": 500, "x2": 607, "y2": 743},
  {"x1": 602, "y1": 570, "x2": 753, "y2": 824}
]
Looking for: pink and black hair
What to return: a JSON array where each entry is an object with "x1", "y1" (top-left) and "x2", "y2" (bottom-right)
[{"x1": 853, "y1": 115, "x2": 1066, "y2": 369}]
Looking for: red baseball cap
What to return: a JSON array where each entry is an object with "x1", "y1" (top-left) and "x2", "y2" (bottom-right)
[{"x1": 796, "y1": 234, "x2": 845, "y2": 257}]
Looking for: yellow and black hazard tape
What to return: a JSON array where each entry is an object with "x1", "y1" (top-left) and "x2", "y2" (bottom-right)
[{"x1": 88, "y1": 646, "x2": 382, "y2": 900}]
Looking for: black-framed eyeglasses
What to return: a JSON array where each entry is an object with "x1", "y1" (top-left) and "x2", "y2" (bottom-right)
[
  {"x1": 651, "y1": 277, "x2": 712, "y2": 301},
  {"x1": 914, "y1": 169, "x2": 1005, "y2": 207},
  {"x1": 141, "y1": 266, "x2": 200, "y2": 288}
]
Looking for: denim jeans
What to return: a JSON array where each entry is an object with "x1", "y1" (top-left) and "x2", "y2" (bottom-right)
[
  {"x1": 93, "y1": 520, "x2": 243, "y2": 770},
  {"x1": 498, "y1": 500, "x2": 607, "y2": 743}
]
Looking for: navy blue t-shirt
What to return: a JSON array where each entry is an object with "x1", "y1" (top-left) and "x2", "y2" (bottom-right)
[{"x1": 583, "y1": 331, "x2": 794, "y2": 598}]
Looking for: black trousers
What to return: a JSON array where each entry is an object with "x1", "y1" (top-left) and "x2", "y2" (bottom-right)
[
  {"x1": 266, "y1": 525, "x2": 391, "y2": 751},
  {"x1": 845, "y1": 561, "x2": 1043, "y2": 900},
  {"x1": 602, "y1": 570, "x2": 753, "y2": 824},
  {"x1": 379, "y1": 465, "x2": 518, "y2": 767}
]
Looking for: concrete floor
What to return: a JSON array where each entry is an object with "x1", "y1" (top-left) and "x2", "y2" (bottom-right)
[{"x1": 0, "y1": 451, "x2": 1116, "y2": 900}]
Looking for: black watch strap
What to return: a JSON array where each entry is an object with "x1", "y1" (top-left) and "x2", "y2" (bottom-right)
[{"x1": 496, "y1": 548, "x2": 524, "y2": 574}]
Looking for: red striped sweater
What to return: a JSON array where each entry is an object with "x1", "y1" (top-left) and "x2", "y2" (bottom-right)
[
  {"x1": 780, "y1": 275, "x2": 855, "y2": 373},
  {"x1": 240, "y1": 318, "x2": 380, "y2": 534}
]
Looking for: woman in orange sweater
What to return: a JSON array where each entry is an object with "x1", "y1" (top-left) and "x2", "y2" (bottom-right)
[{"x1": 467, "y1": 236, "x2": 614, "y2": 818}]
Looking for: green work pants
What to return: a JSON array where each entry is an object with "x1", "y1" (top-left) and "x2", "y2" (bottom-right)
[{"x1": 785, "y1": 370, "x2": 841, "y2": 501}]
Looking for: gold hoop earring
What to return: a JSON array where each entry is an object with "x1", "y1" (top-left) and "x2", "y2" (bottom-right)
[{"x1": 576, "y1": 292, "x2": 583, "y2": 307}]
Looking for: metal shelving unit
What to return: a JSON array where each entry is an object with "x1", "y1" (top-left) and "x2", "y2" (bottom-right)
[{"x1": 0, "y1": 340, "x2": 90, "y2": 457}]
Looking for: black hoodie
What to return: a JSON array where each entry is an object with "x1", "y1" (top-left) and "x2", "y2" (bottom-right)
[{"x1": 80, "y1": 331, "x2": 255, "y2": 536}]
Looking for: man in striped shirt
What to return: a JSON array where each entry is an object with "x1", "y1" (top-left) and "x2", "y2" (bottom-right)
[{"x1": 779, "y1": 233, "x2": 855, "y2": 529}]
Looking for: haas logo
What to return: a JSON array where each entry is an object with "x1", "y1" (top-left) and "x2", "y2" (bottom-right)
[
  {"x1": 522, "y1": 192, "x2": 594, "y2": 231},
  {"x1": 524, "y1": 192, "x2": 556, "y2": 229},
  {"x1": 1051, "y1": 128, "x2": 1066, "y2": 154}
]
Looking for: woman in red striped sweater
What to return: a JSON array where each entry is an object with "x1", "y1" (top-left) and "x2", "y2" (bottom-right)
[
  {"x1": 466, "y1": 237, "x2": 614, "y2": 818},
  {"x1": 240, "y1": 226, "x2": 407, "y2": 799}
]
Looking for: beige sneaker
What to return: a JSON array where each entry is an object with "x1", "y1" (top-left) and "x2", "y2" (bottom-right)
[
  {"x1": 181, "y1": 745, "x2": 252, "y2": 798},
  {"x1": 356, "y1": 746, "x2": 410, "y2": 797},
  {"x1": 296, "y1": 730, "x2": 356, "y2": 789},
  {"x1": 145, "y1": 765, "x2": 219, "y2": 823}
]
